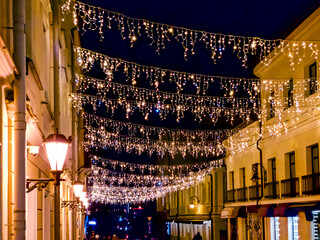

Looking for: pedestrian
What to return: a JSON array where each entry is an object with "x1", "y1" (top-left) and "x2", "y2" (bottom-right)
[{"x1": 193, "y1": 232, "x2": 202, "y2": 240}]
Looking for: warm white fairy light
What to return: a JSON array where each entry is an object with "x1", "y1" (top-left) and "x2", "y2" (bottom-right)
[
  {"x1": 83, "y1": 112, "x2": 240, "y2": 141},
  {"x1": 89, "y1": 166, "x2": 212, "y2": 204},
  {"x1": 84, "y1": 126, "x2": 225, "y2": 158},
  {"x1": 71, "y1": 92, "x2": 257, "y2": 123},
  {"x1": 74, "y1": 47, "x2": 260, "y2": 95},
  {"x1": 89, "y1": 165, "x2": 213, "y2": 188},
  {"x1": 70, "y1": 2, "x2": 319, "y2": 66},
  {"x1": 90, "y1": 155, "x2": 224, "y2": 174}
]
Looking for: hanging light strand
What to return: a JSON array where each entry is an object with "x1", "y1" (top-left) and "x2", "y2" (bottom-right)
[
  {"x1": 83, "y1": 112, "x2": 252, "y2": 141},
  {"x1": 89, "y1": 165, "x2": 214, "y2": 188},
  {"x1": 74, "y1": 48, "x2": 260, "y2": 95},
  {"x1": 71, "y1": 92, "x2": 257, "y2": 123},
  {"x1": 84, "y1": 126, "x2": 226, "y2": 158},
  {"x1": 71, "y1": 2, "x2": 319, "y2": 67},
  {"x1": 90, "y1": 154, "x2": 224, "y2": 175}
]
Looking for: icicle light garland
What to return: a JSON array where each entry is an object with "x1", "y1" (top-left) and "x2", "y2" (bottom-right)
[
  {"x1": 71, "y1": 92, "x2": 256, "y2": 123},
  {"x1": 90, "y1": 155, "x2": 224, "y2": 174},
  {"x1": 89, "y1": 168, "x2": 209, "y2": 204},
  {"x1": 84, "y1": 126, "x2": 225, "y2": 158},
  {"x1": 74, "y1": 47, "x2": 260, "y2": 95},
  {"x1": 89, "y1": 185, "x2": 176, "y2": 204},
  {"x1": 83, "y1": 112, "x2": 245, "y2": 141},
  {"x1": 70, "y1": 2, "x2": 319, "y2": 67},
  {"x1": 88, "y1": 165, "x2": 213, "y2": 188}
]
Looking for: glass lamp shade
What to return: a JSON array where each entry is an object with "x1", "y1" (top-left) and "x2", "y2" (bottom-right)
[
  {"x1": 189, "y1": 204, "x2": 195, "y2": 209},
  {"x1": 80, "y1": 191, "x2": 87, "y2": 202},
  {"x1": 44, "y1": 133, "x2": 70, "y2": 171},
  {"x1": 73, "y1": 181, "x2": 84, "y2": 198}
]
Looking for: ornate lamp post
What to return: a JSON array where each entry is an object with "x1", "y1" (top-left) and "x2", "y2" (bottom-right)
[{"x1": 43, "y1": 132, "x2": 71, "y2": 240}]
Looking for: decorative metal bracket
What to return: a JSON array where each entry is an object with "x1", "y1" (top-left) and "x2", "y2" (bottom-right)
[
  {"x1": 26, "y1": 178, "x2": 54, "y2": 193},
  {"x1": 61, "y1": 200, "x2": 80, "y2": 209}
]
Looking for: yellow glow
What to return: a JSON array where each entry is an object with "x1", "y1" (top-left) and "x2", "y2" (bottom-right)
[{"x1": 189, "y1": 204, "x2": 195, "y2": 209}]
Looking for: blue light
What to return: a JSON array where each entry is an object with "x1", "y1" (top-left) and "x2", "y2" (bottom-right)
[
  {"x1": 155, "y1": 108, "x2": 160, "y2": 113},
  {"x1": 88, "y1": 220, "x2": 97, "y2": 226},
  {"x1": 157, "y1": 182, "x2": 162, "y2": 186}
]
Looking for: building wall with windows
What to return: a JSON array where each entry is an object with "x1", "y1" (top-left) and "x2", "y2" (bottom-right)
[
  {"x1": 223, "y1": 6, "x2": 320, "y2": 240},
  {"x1": 157, "y1": 168, "x2": 227, "y2": 240},
  {"x1": 0, "y1": 0, "x2": 82, "y2": 239}
]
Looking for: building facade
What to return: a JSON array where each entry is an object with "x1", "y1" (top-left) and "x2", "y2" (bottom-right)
[
  {"x1": 157, "y1": 166, "x2": 227, "y2": 240},
  {"x1": 223, "y1": 6, "x2": 320, "y2": 240},
  {"x1": 0, "y1": 0, "x2": 84, "y2": 239}
]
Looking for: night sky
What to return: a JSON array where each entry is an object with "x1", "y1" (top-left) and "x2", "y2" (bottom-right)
[{"x1": 79, "y1": 0, "x2": 319, "y2": 164}]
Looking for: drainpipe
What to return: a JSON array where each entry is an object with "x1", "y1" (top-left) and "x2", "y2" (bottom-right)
[
  {"x1": 13, "y1": 0, "x2": 26, "y2": 239},
  {"x1": 176, "y1": 191, "x2": 180, "y2": 240},
  {"x1": 208, "y1": 173, "x2": 214, "y2": 240},
  {"x1": 53, "y1": 0, "x2": 61, "y2": 239},
  {"x1": 257, "y1": 120, "x2": 265, "y2": 240},
  {"x1": 70, "y1": 26, "x2": 77, "y2": 240}
]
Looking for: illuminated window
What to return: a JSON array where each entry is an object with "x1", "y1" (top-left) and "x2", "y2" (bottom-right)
[
  {"x1": 313, "y1": 210, "x2": 320, "y2": 239},
  {"x1": 270, "y1": 217, "x2": 280, "y2": 240},
  {"x1": 288, "y1": 216, "x2": 299, "y2": 240}
]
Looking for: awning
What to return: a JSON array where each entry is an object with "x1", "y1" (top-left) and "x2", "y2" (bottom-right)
[
  {"x1": 221, "y1": 207, "x2": 246, "y2": 219},
  {"x1": 258, "y1": 205, "x2": 274, "y2": 217},
  {"x1": 286, "y1": 203, "x2": 318, "y2": 221},
  {"x1": 274, "y1": 204, "x2": 289, "y2": 217}
]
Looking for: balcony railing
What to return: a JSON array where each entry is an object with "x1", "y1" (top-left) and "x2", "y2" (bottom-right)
[
  {"x1": 302, "y1": 173, "x2": 320, "y2": 195},
  {"x1": 248, "y1": 185, "x2": 261, "y2": 200},
  {"x1": 281, "y1": 177, "x2": 299, "y2": 198},
  {"x1": 237, "y1": 187, "x2": 247, "y2": 201},
  {"x1": 264, "y1": 181, "x2": 279, "y2": 199},
  {"x1": 226, "y1": 189, "x2": 235, "y2": 202}
]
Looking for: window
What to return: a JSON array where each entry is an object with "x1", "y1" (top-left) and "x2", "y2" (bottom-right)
[
  {"x1": 289, "y1": 152, "x2": 296, "y2": 179},
  {"x1": 308, "y1": 62, "x2": 317, "y2": 96},
  {"x1": 267, "y1": 91, "x2": 275, "y2": 119},
  {"x1": 311, "y1": 145, "x2": 319, "y2": 174},
  {"x1": 240, "y1": 168, "x2": 245, "y2": 188},
  {"x1": 284, "y1": 79, "x2": 294, "y2": 109},
  {"x1": 288, "y1": 216, "x2": 299, "y2": 240},
  {"x1": 270, "y1": 158, "x2": 276, "y2": 183},
  {"x1": 270, "y1": 217, "x2": 280, "y2": 240},
  {"x1": 229, "y1": 171, "x2": 234, "y2": 190}
]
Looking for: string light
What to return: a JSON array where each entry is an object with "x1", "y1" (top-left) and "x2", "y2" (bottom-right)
[
  {"x1": 90, "y1": 155, "x2": 224, "y2": 174},
  {"x1": 70, "y1": 2, "x2": 319, "y2": 66},
  {"x1": 71, "y1": 92, "x2": 257, "y2": 123},
  {"x1": 83, "y1": 112, "x2": 242, "y2": 141},
  {"x1": 88, "y1": 165, "x2": 213, "y2": 188},
  {"x1": 84, "y1": 126, "x2": 225, "y2": 158},
  {"x1": 74, "y1": 47, "x2": 260, "y2": 95}
]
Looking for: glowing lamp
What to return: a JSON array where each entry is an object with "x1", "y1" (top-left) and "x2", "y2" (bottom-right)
[
  {"x1": 73, "y1": 181, "x2": 84, "y2": 198},
  {"x1": 80, "y1": 191, "x2": 87, "y2": 202},
  {"x1": 44, "y1": 133, "x2": 70, "y2": 171},
  {"x1": 189, "y1": 204, "x2": 195, "y2": 209}
]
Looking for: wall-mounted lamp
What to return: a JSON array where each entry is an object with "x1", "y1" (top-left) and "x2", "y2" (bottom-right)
[{"x1": 189, "y1": 196, "x2": 200, "y2": 209}]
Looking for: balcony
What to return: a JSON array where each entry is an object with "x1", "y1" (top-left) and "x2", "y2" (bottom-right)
[
  {"x1": 226, "y1": 189, "x2": 235, "y2": 202},
  {"x1": 236, "y1": 187, "x2": 247, "y2": 201},
  {"x1": 302, "y1": 173, "x2": 320, "y2": 195},
  {"x1": 280, "y1": 177, "x2": 299, "y2": 198},
  {"x1": 264, "y1": 181, "x2": 279, "y2": 199},
  {"x1": 248, "y1": 185, "x2": 261, "y2": 200}
]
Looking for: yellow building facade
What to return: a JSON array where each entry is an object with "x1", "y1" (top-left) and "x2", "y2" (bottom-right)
[
  {"x1": 0, "y1": 0, "x2": 84, "y2": 239},
  {"x1": 157, "y1": 165, "x2": 227, "y2": 240},
  {"x1": 223, "y1": 6, "x2": 320, "y2": 240}
]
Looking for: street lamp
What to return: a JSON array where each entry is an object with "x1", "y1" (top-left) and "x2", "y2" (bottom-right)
[
  {"x1": 73, "y1": 181, "x2": 84, "y2": 199},
  {"x1": 189, "y1": 196, "x2": 200, "y2": 209},
  {"x1": 44, "y1": 132, "x2": 71, "y2": 240}
]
